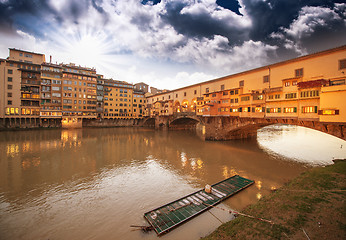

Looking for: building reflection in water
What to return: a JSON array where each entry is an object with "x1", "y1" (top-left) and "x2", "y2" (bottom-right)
[{"x1": 222, "y1": 166, "x2": 238, "y2": 179}]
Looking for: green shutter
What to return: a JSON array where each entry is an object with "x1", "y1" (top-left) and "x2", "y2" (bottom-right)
[
  {"x1": 278, "y1": 108, "x2": 281, "y2": 113},
  {"x1": 294, "y1": 107, "x2": 297, "y2": 113},
  {"x1": 266, "y1": 108, "x2": 270, "y2": 113},
  {"x1": 314, "y1": 106, "x2": 318, "y2": 113}
]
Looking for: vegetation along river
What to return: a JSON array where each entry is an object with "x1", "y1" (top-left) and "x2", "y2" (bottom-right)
[{"x1": 0, "y1": 124, "x2": 345, "y2": 240}]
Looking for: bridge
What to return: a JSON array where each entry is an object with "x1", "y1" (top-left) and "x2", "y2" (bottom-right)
[
  {"x1": 143, "y1": 113, "x2": 346, "y2": 140},
  {"x1": 144, "y1": 46, "x2": 346, "y2": 140}
]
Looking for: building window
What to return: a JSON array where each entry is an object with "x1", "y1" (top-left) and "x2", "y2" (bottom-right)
[
  {"x1": 239, "y1": 80, "x2": 244, "y2": 87},
  {"x1": 339, "y1": 59, "x2": 346, "y2": 70},
  {"x1": 302, "y1": 106, "x2": 318, "y2": 113},
  {"x1": 221, "y1": 84, "x2": 225, "y2": 91},
  {"x1": 263, "y1": 75, "x2": 269, "y2": 83},
  {"x1": 330, "y1": 79, "x2": 345, "y2": 86},
  {"x1": 285, "y1": 93, "x2": 297, "y2": 99},
  {"x1": 241, "y1": 96, "x2": 250, "y2": 101},
  {"x1": 295, "y1": 68, "x2": 303, "y2": 77},
  {"x1": 284, "y1": 107, "x2": 297, "y2": 113},
  {"x1": 267, "y1": 107, "x2": 281, "y2": 113},
  {"x1": 8, "y1": 92, "x2": 12, "y2": 98},
  {"x1": 8, "y1": 69, "x2": 13, "y2": 74},
  {"x1": 206, "y1": 88, "x2": 209, "y2": 93},
  {"x1": 284, "y1": 82, "x2": 290, "y2": 87},
  {"x1": 318, "y1": 109, "x2": 339, "y2": 115},
  {"x1": 8, "y1": 77, "x2": 13, "y2": 82},
  {"x1": 184, "y1": 92, "x2": 186, "y2": 97},
  {"x1": 7, "y1": 85, "x2": 12, "y2": 90},
  {"x1": 176, "y1": 94, "x2": 178, "y2": 98},
  {"x1": 253, "y1": 95, "x2": 263, "y2": 100},
  {"x1": 194, "y1": 90, "x2": 197, "y2": 95},
  {"x1": 7, "y1": 100, "x2": 12, "y2": 105}
]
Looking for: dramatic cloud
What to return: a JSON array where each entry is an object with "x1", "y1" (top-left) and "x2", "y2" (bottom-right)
[{"x1": 0, "y1": 0, "x2": 345, "y2": 90}]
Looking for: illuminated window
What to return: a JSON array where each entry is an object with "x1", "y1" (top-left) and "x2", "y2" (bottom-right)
[
  {"x1": 232, "y1": 108, "x2": 238, "y2": 112},
  {"x1": 253, "y1": 95, "x2": 263, "y2": 100},
  {"x1": 284, "y1": 82, "x2": 290, "y2": 87},
  {"x1": 318, "y1": 109, "x2": 339, "y2": 115},
  {"x1": 284, "y1": 107, "x2": 297, "y2": 113},
  {"x1": 302, "y1": 106, "x2": 317, "y2": 113},
  {"x1": 5, "y1": 108, "x2": 10, "y2": 115},
  {"x1": 255, "y1": 107, "x2": 263, "y2": 112},
  {"x1": 267, "y1": 107, "x2": 281, "y2": 113}
]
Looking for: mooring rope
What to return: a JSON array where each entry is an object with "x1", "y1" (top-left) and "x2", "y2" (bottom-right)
[{"x1": 202, "y1": 202, "x2": 274, "y2": 225}]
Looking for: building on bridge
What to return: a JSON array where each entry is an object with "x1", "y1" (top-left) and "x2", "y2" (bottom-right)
[{"x1": 145, "y1": 45, "x2": 346, "y2": 124}]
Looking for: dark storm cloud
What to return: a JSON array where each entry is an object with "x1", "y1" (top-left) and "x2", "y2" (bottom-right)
[
  {"x1": 0, "y1": 0, "x2": 109, "y2": 36},
  {"x1": 160, "y1": 1, "x2": 248, "y2": 45},
  {"x1": 242, "y1": 0, "x2": 340, "y2": 41},
  {"x1": 141, "y1": 0, "x2": 161, "y2": 5},
  {"x1": 216, "y1": 0, "x2": 242, "y2": 16},
  {"x1": 0, "y1": 0, "x2": 54, "y2": 33}
]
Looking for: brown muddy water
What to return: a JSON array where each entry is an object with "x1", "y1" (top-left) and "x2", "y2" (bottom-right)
[{"x1": 0, "y1": 125, "x2": 345, "y2": 240}]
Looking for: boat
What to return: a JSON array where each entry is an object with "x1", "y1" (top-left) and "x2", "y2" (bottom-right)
[{"x1": 143, "y1": 175, "x2": 254, "y2": 236}]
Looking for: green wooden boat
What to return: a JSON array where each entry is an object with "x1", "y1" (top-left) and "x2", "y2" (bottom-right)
[{"x1": 144, "y1": 175, "x2": 254, "y2": 236}]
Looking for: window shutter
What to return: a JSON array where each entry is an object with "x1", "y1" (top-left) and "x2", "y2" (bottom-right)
[
  {"x1": 278, "y1": 108, "x2": 281, "y2": 113},
  {"x1": 335, "y1": 110, "x2": 340, "y2": 115},
  {"x1": 266, "y1": 108, "x2": 270, "y2": 113},
  {"x1": 314, "y1": 106, "x2": 318, "y2": 113},
  {"x1": 239, "y1": 107, "x2": 242, "y2": 112},
  {"x1": 318, "y1": 110, "x2": 323, "y2": 115},
  {"x1": 294, "y1": 107, "x2": 297, "y2": 113}
]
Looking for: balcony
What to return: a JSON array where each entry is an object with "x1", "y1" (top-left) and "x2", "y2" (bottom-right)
[{"x1": 22, "y1": 80, "x2": 40, "y2": 86}]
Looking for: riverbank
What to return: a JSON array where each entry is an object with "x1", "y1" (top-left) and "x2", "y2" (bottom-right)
[{"x1": 203, "y1": 160, "x2": 346, "y2": 240}]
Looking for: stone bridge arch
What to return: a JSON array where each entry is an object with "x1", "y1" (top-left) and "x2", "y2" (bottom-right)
[
  {"x1": 142, "y1": 117, "x2": 155, "y2": 127},
  {"x1": 202, "y1": 116, "x2": 346, "y2": 140}
]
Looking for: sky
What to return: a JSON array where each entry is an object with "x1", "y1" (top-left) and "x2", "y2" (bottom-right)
[{"x1": 0, "y1": 0, "x2": 345, "y2": 90}]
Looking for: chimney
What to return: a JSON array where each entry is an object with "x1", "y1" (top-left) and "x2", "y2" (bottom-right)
[{"x1": 50, "y1": 55, "x2": 52, "y2": 63}]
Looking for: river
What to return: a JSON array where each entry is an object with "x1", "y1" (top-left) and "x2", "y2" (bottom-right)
[{"x1": 0, "y1": 125, "x2": 345, "y2": 240}]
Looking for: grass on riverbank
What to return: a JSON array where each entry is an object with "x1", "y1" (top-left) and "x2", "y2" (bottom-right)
[{"x1": 203, "y1": 160, "x2": 346, "y2": 240}]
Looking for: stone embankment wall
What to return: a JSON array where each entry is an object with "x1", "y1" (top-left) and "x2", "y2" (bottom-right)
[
  {"x1": 0, "y1": 118, "x2": 145, "y2": 130},
  {"x1": 83, "y1": 118, "x2": 145, "y2": 127},
  {"x1": 0, "y1": 118, "x2": 61, "y2": 130}
]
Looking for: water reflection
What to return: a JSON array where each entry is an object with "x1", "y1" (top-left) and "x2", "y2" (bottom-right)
[
  {"x1": 257, "y1": 124, "x2": 346, "y2": 165},
  {"x1": 0, "y1": 126, "x2": 344, "y2": 240}
]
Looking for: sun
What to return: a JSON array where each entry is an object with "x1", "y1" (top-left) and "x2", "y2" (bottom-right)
[{"x1": 67, "y1": 34, "x2": 106, "y2": 68}]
